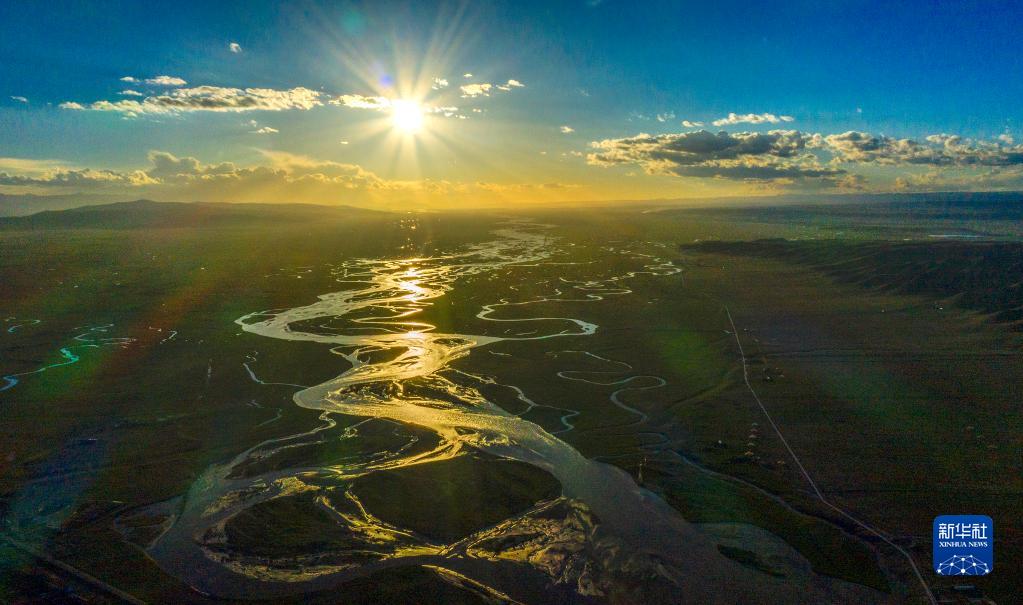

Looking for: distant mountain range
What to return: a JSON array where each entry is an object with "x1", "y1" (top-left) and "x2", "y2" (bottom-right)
[
  {"x1": 0, "y1": 193, "x2": 137, "y2": 217},
  {"x1": 639, "y1": 190, "x2": 1023, "y2": 211},
  {"x1": 0, "y1": 192, "x2": 1021, "y2": 230},
  {"x1": 0, "y1": 199, "x2": 388, "y2": 230}
]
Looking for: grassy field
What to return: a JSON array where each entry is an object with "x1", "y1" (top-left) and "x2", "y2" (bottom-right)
[{"x1": 1, "y1": 200, "x2": 1019, "y2": 603}]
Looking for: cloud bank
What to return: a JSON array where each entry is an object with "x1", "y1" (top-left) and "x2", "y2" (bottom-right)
[
  {"x1": 588, "y1": 129, "x2": 839, "y2": 182},
  {"x1": 587, "y1": 129, "x2": 1023, "y2": 189},
  {"x1": 61, "y1": 86, "x2": 323, "y2": 117},
  {"x1": 0, "y1": 151, "x2": 579, "y2": 207},
  {"x1": 825, "y1": 131, "x2": 1023, "y2": 166},
  {"x1": 712, "y1": 112, "x2": 795, "y2": 127}
]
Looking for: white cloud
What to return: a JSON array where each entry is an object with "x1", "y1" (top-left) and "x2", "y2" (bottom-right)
[
  {"x1": 10, "y1": 96, "x2": 28, "y2": 103},
  {"x1": 496, "y1": 79, "x2": 524, "y2": 91},
  {"x1": 166, "y1": 86, "x2": 320, "y2": 110},
  {"x1": 68, "y1": 100, "x2": 151, "y2": 116},
  {"x1": 61, "y1": 86, "x2": 323, "y2": 117},
  {"x1": 432, "y1": 77, "x2": 449, "y2": 89},
  {"x1": 461, "y1": 80, "x2": 522, "y2": 97},
  {"x1": 247, "y1": 120, "x2": 278, "y2": 134},
  {"x1": 0, "y1": 162, "x2": 155, "y2": 186},
  {"x1": 712, "y1": 112, "x2": 795, "y2": 127},
  {"x1": 330, "y1": 94, "x2": 391, "y2": 110},
  {"x1": 656, "y1": 112, "x2": 675, "y2": 123},
  {"x1": 0, "y1": 157, "x2": 71, "y2": 173},
  {"x1": 895, "y1": 166, "x2": 1023, "y2": 191},
  {"x1": 460, "y1": 83, "x2": 492, "y2": 97},
  {"x1": 0, "y1": 150, "x2": 581, "y2": 205},
  {"x1": 428, "y1": 105, "x2": 464, "y2": 118},
  {"x1": 463, "y1": 73, "x2": 473, "y2": 78},
  {"x1": 587, "y1": 127, "x2": 1023, "y2": 191},
  {"x1": 824, "y1": 131, "x2": 1023, "y2": 167},
  {"x1": 120, "y1": 76, "x2": 138, "y2": 83},
  {"x1": 588, "y1": 129, "x2": 839, "y2": 182},
  {"x1": 682, "y1": 120, "x2": 703, "y2": 128},
  {"x1": 119, "y1": 90, "x2": 144, "y2": 96},
  {"x1": 145, "y1": 75, "x2": 188, "y2": 86},
  {"x1": 560, "y1": 125, "x2": 575, "y2": 134},
  {"x1": 998, "y1": 133, "x2": 1014, "y2": 145},
  {"x1": 229, "y1": 42, "x2": 242, "y2": 53}
]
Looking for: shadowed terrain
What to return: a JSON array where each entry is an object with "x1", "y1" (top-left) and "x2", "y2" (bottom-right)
[
  {"x1": 0, "y1": 198, "x2": 1019, "y2": 604},
  {"x1": 682, "y1": 239, "x2": 1023, "y2": 328}
]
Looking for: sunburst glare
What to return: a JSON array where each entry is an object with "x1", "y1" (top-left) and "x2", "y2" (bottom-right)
[{"x1": 391, "y1": 100, "x2": 425, "y2": 135}]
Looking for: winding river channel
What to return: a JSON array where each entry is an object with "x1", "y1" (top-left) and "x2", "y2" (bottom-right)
[{"x1": 134, "y1": 221, "x2": 880, "y2": 603}]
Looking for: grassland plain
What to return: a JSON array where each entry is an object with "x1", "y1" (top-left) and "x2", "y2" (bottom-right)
[
  {"x1": 0, "y1": 210, "x2": 514, "y2": 603},
  {"x1": 0, "y1": 200, "x2": 1019, "y2": 603},
  {"x1": 668, "y1": 246, "x2": 1020, "y2": 602}
]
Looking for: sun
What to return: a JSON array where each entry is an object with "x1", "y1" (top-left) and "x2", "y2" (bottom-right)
[{"x1": 391, "y1": 99, "x2": 424, "y2": 134}]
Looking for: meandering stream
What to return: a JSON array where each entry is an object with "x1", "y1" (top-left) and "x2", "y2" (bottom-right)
[{"x1": 136, "y1": 222, "x2": 880, "y2": 603}]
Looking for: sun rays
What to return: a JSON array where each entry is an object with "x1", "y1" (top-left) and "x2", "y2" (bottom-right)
[{"x1": 390, "y1": 99, "x2": 425, "y2": 135}]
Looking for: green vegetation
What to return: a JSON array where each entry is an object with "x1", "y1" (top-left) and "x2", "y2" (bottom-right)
[
  {"x1": 288, "y1": 565, "x2": 492, "y2": 605},
  {"x1": 684, "y1": 239, "x2": 1023, "y2": 329},
  {"x1": 651, "y1": 463, "x2": 888, "y2": 590},
  {"x1": 1, "y1": 199, "x2": 1020, "y2": 603},
  {"x1": 352, "y1": 453, "x2": 561, "y2": 542},
  {"x1": 716, "y1": 546, "x2": 784, "y2": 578},
  {"x1": 224, "y1": 493, "x2": 369, "y2": 559}
]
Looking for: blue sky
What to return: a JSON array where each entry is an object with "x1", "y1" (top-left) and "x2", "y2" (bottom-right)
[{"x1": 2, "y1": 0, "x2": 1023, "y2": 207}]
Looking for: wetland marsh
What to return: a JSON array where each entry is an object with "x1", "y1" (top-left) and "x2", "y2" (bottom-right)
[{"x1": 1, "y1": 200, "x2": 1019, "y2": 604}]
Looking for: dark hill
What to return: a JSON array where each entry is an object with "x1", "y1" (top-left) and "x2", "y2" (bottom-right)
[
  {"x1": 682, "y1": 239, "x2": 1023, "y2": 330},
  {"x1": 673, "y1": 192, "x2": 1023, "y2": 222},
  {"x1": 0, "y1": 199, "x2": 389, "y2": 230},
  {"x1": 0, "y1": 193, "x2": 137, "y2": 217}
]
